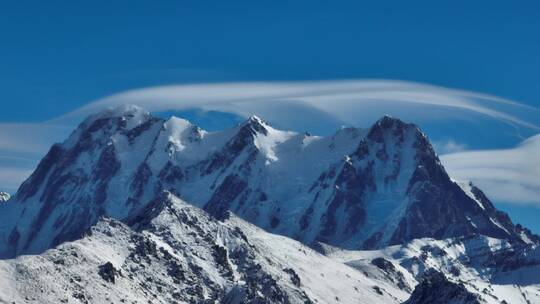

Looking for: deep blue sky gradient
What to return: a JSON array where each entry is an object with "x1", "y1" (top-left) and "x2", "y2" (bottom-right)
[{"x1": 1, "y1": 1, "x2": 540, "y2": 121}]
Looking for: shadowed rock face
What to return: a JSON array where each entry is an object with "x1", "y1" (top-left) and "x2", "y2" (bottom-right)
[
  {"x1": 0, "y1": 107, "x2": 535, "y2": 258},
  {"x1": 403, "y1": 270, "x2": 481, "y2": 304},
  {"x1": 371, "y1": 257, "x2": 412, "y2": 292},
  {"x1": 205, "y1": 174, "x2": 249, "y2": 220}
]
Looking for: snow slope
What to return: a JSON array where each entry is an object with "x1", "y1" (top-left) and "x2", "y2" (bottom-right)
[
  {"x1": 329, "y1": 235, "x2": 540, "y2": 303},
  {"x1": 0, "y1": 192, "x2": 408, "y2": 304},
  {"x1": 2, "y1": 193, "x2": 537, "y2": 303}
]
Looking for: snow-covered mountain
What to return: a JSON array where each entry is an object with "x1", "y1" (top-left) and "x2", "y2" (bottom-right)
[
  {"x1": 0, "y1": 105, "x2": 533, "y2": 258},
  {"x1": 0, "y1": 105, "x2": 538, "y2": 303},
  {"x1": 0, "y1": 106, "x2": 532, "y2": 257}
]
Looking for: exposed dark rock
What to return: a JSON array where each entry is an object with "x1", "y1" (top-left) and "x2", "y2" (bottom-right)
[
  {"x1": 283, "y1": 268, "x2": 301, "y2": 287},
  {"x1": 317, "y1": 160, "x2": 373, "y2": 244},
  {"x1": 205, "y1": 174, "x2": 248, "y2": 220},
  {"x1": 372, "y1": 285, "x2": 383, "y2": 295},
  {"x1": 213, "y1": 244, "x2": 234, "y2": 277},
  {"x1": 98, "y1": 262, "x2": 120, "y2": 283},
  {"x1": 371, "y1": 257, "x2": 411, "y2": 292},
  {"x1": 202, "y1": 117, "x2": 265, "y2": 176},
  {"x1": 158, "y1": 161, "x2": 184, "y2": 184},
  {"x1": 403, "y1": 270, "x2": 481, "y2": 304}
]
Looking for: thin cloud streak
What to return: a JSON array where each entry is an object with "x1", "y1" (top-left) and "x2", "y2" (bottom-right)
[
  {"x1": 433, "y1": 139, "x2": 467, "y2": 154},
  {"x1": 0, "y1": 123, "x2": 72, "y2": 156},
  {"x1": 53, "y1": 80, "x2": 540, "y2": 130},
  {"x1": 0, "y1": 167, "x2": 33, "y2": 193},
  {"x1": 441, "y1": 134, "x2": 540, "y2": 206},
  {"x1": 0, "y1": 123, "x2": 71, "y2": 192}
]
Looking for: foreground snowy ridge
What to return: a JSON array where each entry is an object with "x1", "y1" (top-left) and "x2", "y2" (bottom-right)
[
  {"x1": 0, "y1": 193, "x2": 408, "y2": 304},
  {"x1": 0, "y1": 105, "x2": 538, "y2": 303},
  {"x1": 1, "y1": 192, "x2": 538, "y2": 303}
]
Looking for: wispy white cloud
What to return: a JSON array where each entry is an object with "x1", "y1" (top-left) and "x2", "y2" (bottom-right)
[
  {"x1": 0, "y1": 123, "x2": 71, "y2": 193},
  {"x1": 433, "y1": 139, "x2": 467, "y2": 154},
  {"x1": 0, "y1": 123, "x2": 72, "y2": 156},
  {"x1": 1, "y1": 79, "x2": 539, "y2": 207},
  {"x1": 441, "y1": 134, "x2": 540, "y2": 206},
  {"x1": 0, "y1": 167, "x2": 33, "y2": 193},
  {"x1": 52, "y1": 80, "x2": 540, "y2": 131}
]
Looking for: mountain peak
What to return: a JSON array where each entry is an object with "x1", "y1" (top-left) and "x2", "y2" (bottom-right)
[
  {"x1": 79, "y1": 104, "x2": 152, "y2": 132},
  {"x1": 373, "y1": 115, "x2": 412, "y2": 130},
  {"x1": 238, "y1": 115, "x2": 269, "y2": 136},
  {"x1": 89, "y1": 104, "x2": 149, "y2": 121},
  {"x1": 364, "y1": 115, "x2": 426, "y2": 147},
  {"x1": 108, "y1": 104, "x2": 147, "y2": 115},
  {"x1": 243, "y1": 115, "x2": 266, "y2": 127},
  {"x1": 247, "y1": 114, "x2": 263, "y2": 123}
]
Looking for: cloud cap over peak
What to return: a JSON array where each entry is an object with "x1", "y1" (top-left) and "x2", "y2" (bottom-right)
[
  {"x1": 2, "y1": 79, "x2": 540, "y2": 209},
  {"x1": 53, "y1": 80, "x2": 540, "y2": 132}
]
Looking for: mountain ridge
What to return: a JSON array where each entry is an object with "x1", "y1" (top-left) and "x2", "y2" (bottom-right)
[
  {"x1": 1, "y1": 190, "x2": 538, "y2": 303},
  {"x1": 0, "y1": 105, "x2": 539, "y2": 303},
  {"x1": 0, "y1": 192, "x2": 408, "y2": 303},
  {"x1": 0, "y1": 105, "x2": 536, "y2": 259}
]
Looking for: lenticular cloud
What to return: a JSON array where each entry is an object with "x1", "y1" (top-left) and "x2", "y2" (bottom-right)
[
  {"x1": 1, "y1": 79, "x2": 540, "y2": 206},
  {"x1": 441, "y1": 134, "x2": 540, "y2": 206},
  {"x1": 55, "y1": 80, "x2": 540, "y2": 131}
]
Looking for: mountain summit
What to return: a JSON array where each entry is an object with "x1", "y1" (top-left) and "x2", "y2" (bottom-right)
[{"x1": 0, "y1": 106, "x2": 535, "y2": 258}]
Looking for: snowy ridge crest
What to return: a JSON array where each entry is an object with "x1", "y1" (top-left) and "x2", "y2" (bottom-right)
[{"x1": 0, "y1": 105, "x2": 536, "y2": 259}]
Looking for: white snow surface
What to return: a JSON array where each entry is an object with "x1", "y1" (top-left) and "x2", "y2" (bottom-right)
[
  {"x1": 0, "y1": 193, "x2": 408, "y2": 304},
  {"x1": 328, "y1": 236, "x2": 540, "y2": 304},
  {"x1": 2, "y1": 193, "x2": 538, "y2": 303}
]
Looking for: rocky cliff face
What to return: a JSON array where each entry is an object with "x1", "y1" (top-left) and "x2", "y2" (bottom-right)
[{"x1": 0, "y1": 105, "x2": 534, "y2": 258}]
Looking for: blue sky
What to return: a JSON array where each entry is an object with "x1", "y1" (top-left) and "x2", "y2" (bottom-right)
[
  {"x1": 1, "y1": 1, "x2": 540, "y2": 232},
  {"x1": 2, "y1": 1, "x2": 540, "y2": 121}
]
